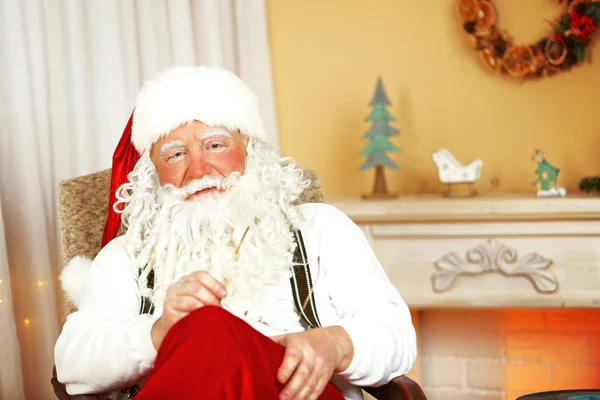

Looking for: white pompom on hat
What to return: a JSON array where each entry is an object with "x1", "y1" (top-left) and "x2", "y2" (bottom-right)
[{"x1": 131, "y1": 65, "x2": 266, "y2": 154}]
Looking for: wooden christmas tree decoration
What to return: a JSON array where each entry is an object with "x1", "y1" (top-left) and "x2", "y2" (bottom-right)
[{"x1": 360, "y1": 77, "x2": 399, "y2": 199}]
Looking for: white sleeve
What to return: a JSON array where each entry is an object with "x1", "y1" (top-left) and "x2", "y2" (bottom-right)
[
  {"x1": 317, "y1": 204, "x2": 417, "y2": 387},
  {"x1": 54, "y1": 238, "x2": 158, "y2": 395}
]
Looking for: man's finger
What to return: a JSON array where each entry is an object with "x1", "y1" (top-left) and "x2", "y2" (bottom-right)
[
  {"x1": 184, "y1": 287, "x2": 221, "y2": 307},
  {"x1": 191, "y1": 271, "x2": 227, "y2": 298},
  {"x1": 308, "y1": 375, "x2": 329, "y2": 400},
  {"x1": 277, "y1": 346, "x2": 302, "y2": 385},
  {"x1": 174, "y1": 279, "x2": 201, "y2": 295},
  {"x1": 294, "y1": 374, "x2": 318, "y2": 400},
  {"x1": 280, "y1": 360, "x2": 313, "y2": 400},
  {"x1": 177, "y1": 279, "x2": 224, "y2": 306},
  {"x1": 270, "y1": 334, "x2": 287, "y2": 345},
  {"x1": 172, "y1": 294, "x2": 203, "y2": 312}
]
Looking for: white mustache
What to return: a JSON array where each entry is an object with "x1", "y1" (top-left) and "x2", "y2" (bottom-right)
[{"x1": 163, "y1": 173, "x2": 241, "y2": 200}]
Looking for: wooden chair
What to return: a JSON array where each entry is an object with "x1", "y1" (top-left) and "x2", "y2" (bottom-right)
[{"x1": 52, "y1": 168, "x2": 427, "y2": 400}]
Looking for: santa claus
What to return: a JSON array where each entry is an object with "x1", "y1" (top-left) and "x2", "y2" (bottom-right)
[{"x1": 54, "y1": 66, "x2": 416, "y2": 400}]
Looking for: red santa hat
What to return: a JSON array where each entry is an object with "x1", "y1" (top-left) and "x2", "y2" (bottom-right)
[{"x1": 101, "y1": 65, "x2": 267, "y2": 247}]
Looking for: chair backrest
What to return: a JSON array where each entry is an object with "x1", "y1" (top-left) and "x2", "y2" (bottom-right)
[{"x1": 58, "y1": 167, "x2": 325, "y2": 267}]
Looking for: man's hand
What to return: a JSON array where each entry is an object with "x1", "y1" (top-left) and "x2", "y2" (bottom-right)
[
  {"x1": 272, "y1": 326, "x2": 354, "y2": 400},
  {"x1": 150, "y1": 271, "x2": 227, "y2": 350}
]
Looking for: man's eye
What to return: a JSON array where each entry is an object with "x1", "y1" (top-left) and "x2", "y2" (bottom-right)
[
  {"x1": 167, "y1": 151, "x2": 185, "y2": 160},
  {"x1": 209, "y1": 143, "x2": 223, "y2": 149}
]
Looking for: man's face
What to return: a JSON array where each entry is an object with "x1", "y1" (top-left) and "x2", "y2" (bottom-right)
[{"x1": 150, "y1": 120, "x2": 248, "y2": 199}]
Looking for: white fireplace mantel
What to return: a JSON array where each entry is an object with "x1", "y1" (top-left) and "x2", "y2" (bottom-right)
[{"x1": 327, "y1": 195, "x2": 600, "y2": 309}]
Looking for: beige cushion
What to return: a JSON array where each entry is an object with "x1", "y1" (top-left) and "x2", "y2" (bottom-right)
[{"x1": 58, "y1": 168, "x2": 324, "y2": 266}]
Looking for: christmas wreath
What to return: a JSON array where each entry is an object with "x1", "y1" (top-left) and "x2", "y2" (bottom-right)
[{"x1": 457, "y1": 0, "x2": 600, "y2": 78}]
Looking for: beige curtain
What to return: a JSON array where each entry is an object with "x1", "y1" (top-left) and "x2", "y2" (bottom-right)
[
  {"x1": 0, "y1": 199, "x2": 25, "y2": 400},
  {"x1": 0, "y1": 0, "x2": 278, "y2": 398}
]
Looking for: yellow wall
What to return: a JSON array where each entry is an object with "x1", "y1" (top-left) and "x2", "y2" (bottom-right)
[{"x1": 266, "y1": 0, "x2": 600, "y2": 198}]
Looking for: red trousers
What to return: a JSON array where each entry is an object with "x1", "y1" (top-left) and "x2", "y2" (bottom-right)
[{"x1": 137, "y1": 307, "x2": 345, "y2": 400}]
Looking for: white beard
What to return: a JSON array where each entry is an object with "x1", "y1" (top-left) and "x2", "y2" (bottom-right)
[{"x1": 135, "y1": 169, "x2": 296, "y2": 310}]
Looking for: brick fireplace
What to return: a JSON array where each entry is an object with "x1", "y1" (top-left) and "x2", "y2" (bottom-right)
[
  {"x1": 419, "y1": 309, "x2": 600, "y2": 400},
  {"x1": 329, "y1": 196, "x2": 600, "y2": 399}
]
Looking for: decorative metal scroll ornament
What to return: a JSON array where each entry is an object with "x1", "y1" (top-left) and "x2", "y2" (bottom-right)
[{"x1": 432, "y1": 239, "x2": 559, "y2": 294}]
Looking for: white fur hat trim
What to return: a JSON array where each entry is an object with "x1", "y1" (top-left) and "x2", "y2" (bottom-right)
[{"x1": 131, "y1": 65, "x2": 266, "y2": 153}]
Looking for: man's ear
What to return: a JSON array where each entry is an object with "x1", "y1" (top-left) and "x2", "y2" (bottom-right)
[{"x1": 147, "y1": 143, "x2": 156, "y2": 163}]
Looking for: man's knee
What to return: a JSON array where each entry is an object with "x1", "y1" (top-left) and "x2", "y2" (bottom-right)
[
  {"x1": 157, "y1": 306, "x2": 242, "y2": 360},
  {"x1": 171, "y1": 306, "x2": 279, "y2": 354},
  {"x1": 172, "y1": 306, "x2": 236, "y2": 335},
  {"x1": 184, "y1": 305, "x2": 233, "y2": 325},
  {"x1": 168, "y1": 306, "x2": 246, "y2": 344}
]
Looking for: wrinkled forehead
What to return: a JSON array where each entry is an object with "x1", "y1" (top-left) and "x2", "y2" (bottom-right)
[
  {"x1": 160, "y1": 126, "x2": 231, "y2": 147},
  {"x1": 153, "y1": 121, "x2": 247, "y2": 150},
  {"x1": 165, "y1": 120, "x2": 231, "y2": 138}
]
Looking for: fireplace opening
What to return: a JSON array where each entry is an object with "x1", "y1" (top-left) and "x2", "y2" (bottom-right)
[{"x1": 418, "y1": 309, "x2": 600, "y2": 400}]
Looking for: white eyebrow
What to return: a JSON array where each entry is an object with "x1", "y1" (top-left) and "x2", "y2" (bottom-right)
[
  {"x1": 199, "y1": 128, "x2": 232, "y2": 140},
  {"x1": 160, "y1": 140, "x2": 185, "y2": 153}
]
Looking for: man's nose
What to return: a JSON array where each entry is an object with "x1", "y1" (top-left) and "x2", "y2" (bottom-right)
[{"x1": 186, "y1": 153, "x2": 213, "y2": 181}]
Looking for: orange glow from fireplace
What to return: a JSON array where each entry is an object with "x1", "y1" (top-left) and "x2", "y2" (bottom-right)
[{"x1": 415, "y1": 309, "x2": 600, "y2": 400}]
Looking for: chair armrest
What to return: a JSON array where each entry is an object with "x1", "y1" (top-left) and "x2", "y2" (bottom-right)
[
  {"x1": 363, "y1": 375, "x2": 428, "y2": 400},
  {"x1": 51, "y1": 366, "x2": 105, "y2": 400}
]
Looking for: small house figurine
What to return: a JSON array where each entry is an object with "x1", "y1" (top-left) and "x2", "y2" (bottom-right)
[{"x1": 532, "y1": 149, "x2": 566, "y2": 197}]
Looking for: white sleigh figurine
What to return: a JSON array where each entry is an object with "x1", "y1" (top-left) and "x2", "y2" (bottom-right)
[{"x1": 432, "y1": 148, "x2": 483, "y2": 196}]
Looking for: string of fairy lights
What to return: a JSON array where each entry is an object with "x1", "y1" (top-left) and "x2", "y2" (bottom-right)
[
  {"x1": 1, "y1": 192, "x2": 53, "y2": 327},
  {"x1": 0, "y1": 277, "x2": 48, "y2": 326}
]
